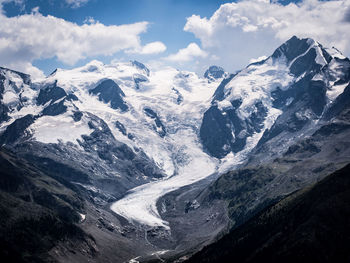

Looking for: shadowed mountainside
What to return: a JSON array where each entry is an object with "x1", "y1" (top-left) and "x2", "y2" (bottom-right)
[
  {"x1": 187, "y1": 163, "x2": 350, "y2": 263},
  {"x1": 0, "y1": 148, "x2": 97, "y2": 263}
]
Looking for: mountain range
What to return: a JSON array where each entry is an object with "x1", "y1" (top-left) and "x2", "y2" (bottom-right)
[{"x1": 0, "y1": 36, "x2": 349, "y2": 262}]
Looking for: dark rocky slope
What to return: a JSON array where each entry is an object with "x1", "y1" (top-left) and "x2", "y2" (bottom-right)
[
  {"x1": 0, "y1": 148, "x2": 97, "y2": 263},
  {"x1": 0, "y1": 148, "x2": 171, "y2": 263},
  {"x1": 187, "y1": 163, "x2": 350, "y2": 263}
]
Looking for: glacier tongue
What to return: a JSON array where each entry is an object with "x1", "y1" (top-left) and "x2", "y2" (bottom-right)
[{"x1": 111, "y1": 142, "x2": 218, "y2": 229}]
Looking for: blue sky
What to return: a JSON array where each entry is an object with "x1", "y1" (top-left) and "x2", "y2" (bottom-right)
[
  {"x1": 0, "y1": 0, "x2": 349, "y2": 78},
  {"x1": 4, "y1": 0, "x2": 231, "y2": 50},
  {"x1": 2, "y1": 0, "x2": 233, "y2": 75}
]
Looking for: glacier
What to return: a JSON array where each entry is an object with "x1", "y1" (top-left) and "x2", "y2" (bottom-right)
[{"x1": 1, "y1": 36, "x2": 349, "y2": 231}]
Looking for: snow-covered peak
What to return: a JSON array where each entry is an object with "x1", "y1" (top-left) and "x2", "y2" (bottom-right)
[
  {"x1": 131, "y1": 60, "x2": 150, "y2": 76},
  {"x1": 35, "y1": 60, "x2": 220, "y2": 104},
  {"x1": 17, "y1": 59, "x2": 222, "y2": 178},
  {"x1": 270, "y1": 36, "x2": 331, "y2": 72},
  {"x1": 325, "y1": 47, "x2": 347, "y2": 60},
  {"x1": 0, "y1": 66, "x2": 31, "y2": 85},
  {"x1": 201, "y1": 36, "x2": 350, "y2": 159},
  {"x1": 272, "y1": 36, "x2": 313, "y2": 62},
  {"x1": 204, "y1": 65, "x2": 227, "y2": 82},
  {"x1": 221, "y1": 57, "x2": 293, "y2": 115},
  {"x1": 37, "y1": 60, "x2": 148, "y2": 94},
  {"x1": 0, "y1": 67, "x2": 36, "y2": 116},
  {"x1": 224, "y1": 35, "x2": 348, "y2": 109}
]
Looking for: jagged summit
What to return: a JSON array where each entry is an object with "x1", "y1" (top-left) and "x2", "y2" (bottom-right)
[
  {"x1": 0, "y1": 66, "x2": 31, "y2": 84},
  {"x1": 89, "y1": 79, "x2": 128, "y2": 111},
  {"x1": 48, "y1": 68, "x2": 58, "y2": 77},
  {"x1": 204, "y1": 65, "x2": 226, "y2": 81},
  {"x1": 131, "y1": 60, "x2": 150, "y2": 76},
  {"x1": 272, "y1": 35, "x2": 314, "y2": 62},
  {"x1": 270, "y1": 36, "x2": 337, "y2": 77}
]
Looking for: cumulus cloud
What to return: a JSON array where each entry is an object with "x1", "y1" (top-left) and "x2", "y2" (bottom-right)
[
  {"x1": 0, "y1": 10, "x2": 150, "y2": 78},
  {"x1": 127, "y1": 41, "x2": 167, "y2": 55},
  {"x1": 184, "y1": 0, "x2": 350, "y2": 72},
  {"x1": 166, "y1": 43, "x2": 207, "y2": 62}
]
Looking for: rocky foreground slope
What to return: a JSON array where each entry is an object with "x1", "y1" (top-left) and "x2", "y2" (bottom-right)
[{"x1": 187, "y1": 163, "x2": 350, "y2": 263}]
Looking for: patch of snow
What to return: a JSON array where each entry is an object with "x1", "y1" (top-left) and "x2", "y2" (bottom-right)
[
  {"x1": 30, "y1": 114, "x2": 93, "y2": 145},
  {"x1": 222, "y1": 57, "x2": 293, "y2": 119},
  {"x1": 79, "y1": 213, "x2": 86, "y2": 222},
  {"x1": 286, "y1": 97, "x2": 294, "y2": 106},
  {"x1": 5, "y1": 71, "x2": 24, "y2": 86},
  {"x1": 312, "y1": 73, "x2": 324, "y2": 82},
  {"x1": 2, "y1": 91, "x2": 18, "y2": 105},
  {"x1": 313, "y1": 42, "x2": 328, "y2": 67},
  {"x1": 1, "y1": 71, "x2": 23, "y2": 106},
  {"x1": 249, "y1": 55, "x2": 267, "y2": 64},
  {"x1": 325, "y1": 47, "x2": 346, "y2": 60},
  {"x1": 318, "y1": 56, "x2": 350, "y2": 102},
  {"x1": 217, "y1": 99, "x2": 233, "y2": 111},
  {"x1": 190, "y1": 200, "x2": 200, "y2": 209},
  {"x1": 327, "y1": 82, "x2": 349, "y2": 101}
]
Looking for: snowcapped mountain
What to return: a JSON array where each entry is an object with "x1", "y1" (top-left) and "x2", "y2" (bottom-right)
[
  {"x1": 204, "y1": 65, "x2": 227, "y2": 82},
  {"x1": 0, "y1": 35, "x2": 350, "y2": 262},
  {"x1": 0, "y1": 60, "x2": 225, "y2": 225},
  {"x1": 201, "y1": 36, "x2": 350, "y2": 161},
  {"x1": 33, "y1": 60, "x2": 222, "y2": 177}
]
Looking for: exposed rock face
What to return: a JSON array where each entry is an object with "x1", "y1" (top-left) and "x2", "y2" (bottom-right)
[
  {"x1": 0, "y1": 149, "x2": 97, "y2": 263},
  {"x1": 89, "y1": 79, "x2": 128, "y2": 111},
  {"x1": 204, "y1": 66, "x2": 226, "y2": 82},
  {"x1": 187, "y1": 163, "x2": 350, "y2": 263}
]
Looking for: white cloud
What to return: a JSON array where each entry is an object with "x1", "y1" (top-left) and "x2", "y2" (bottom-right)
[
  {"x1": 83, "y1": 16, "x2": 96, "y2": 24},
  {"x1": 127, "y1": 41, "x2": 167, "y2": 55},
  {"x1": 184, "y1": 0, "x2": 350, "y2": 72},
  {"x1": 166, "y1": 43, "x2": 207, "y2": 62},
  {"x1": 65, "y1": 0, "x2": 90, "y2": 8},
  {"x1": 0, "y1": 11, "x2": 150, "y2": 78},
  {"x1": 31, "y1": 6, "x2": 39, "y2": 14}
]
